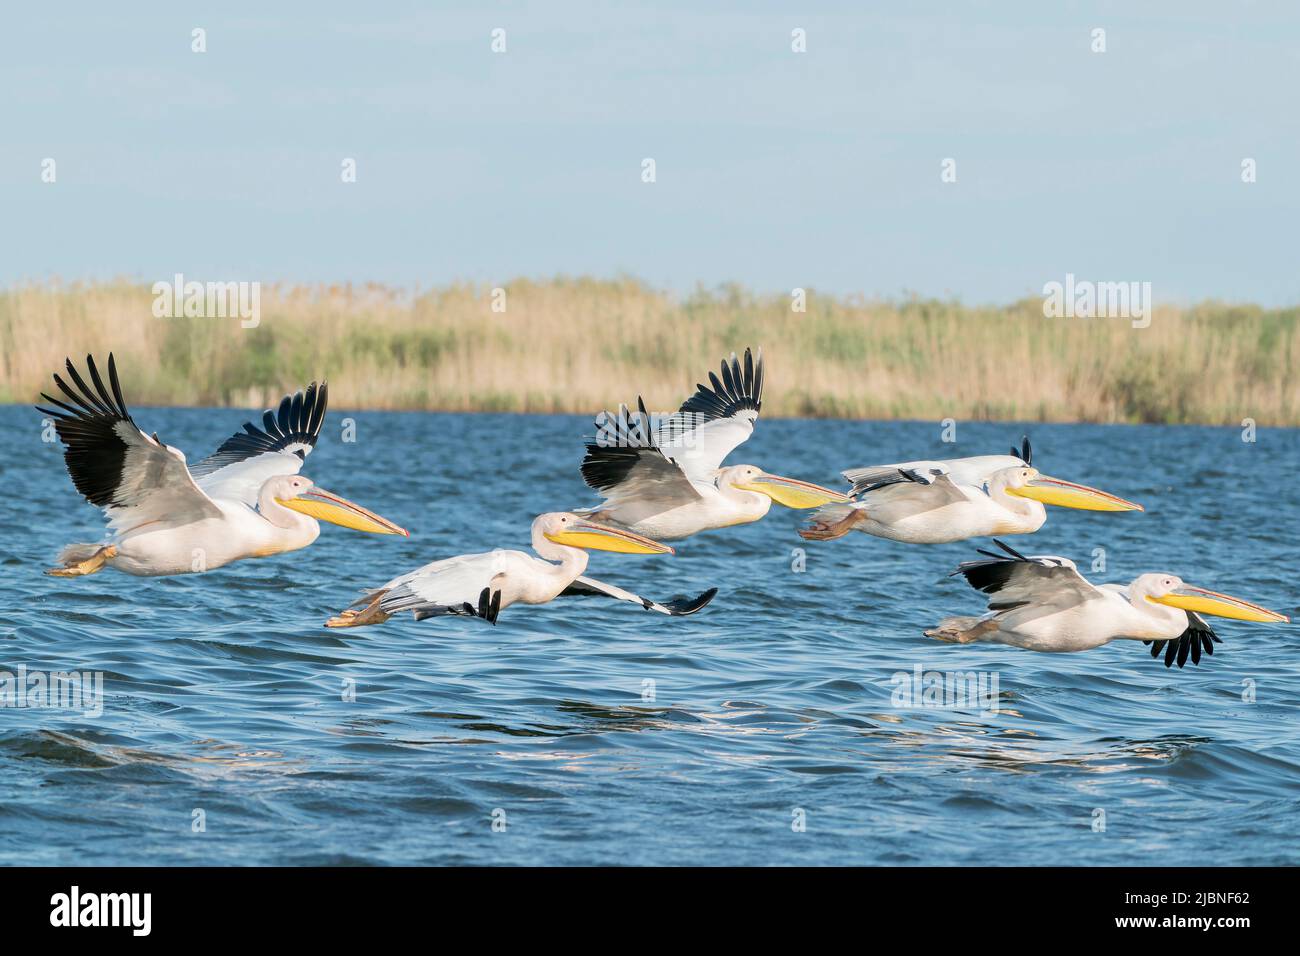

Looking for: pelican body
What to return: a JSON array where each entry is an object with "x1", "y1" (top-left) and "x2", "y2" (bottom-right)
[
  {"x1": 88, "y1": 476, "x2": 395, "y2": 576},
  {"x1": 802, "y1": 438, "x2": 1141, "y2": 544},
  {"x1": 926, "y1": 540, "x2": 1289, "y2": 667},
  {"x1": 38, "y1": 354, "x2": 407, "y2": 577},
  {"x1": 579, "y1": 349, "x2": 847, "y2": 541},
  {"x1": 326, "y1": 513, "x2": 717, "y2": 628},
  {"x1": 591, "y1": 461, "x2": 845, "y2": 541}
]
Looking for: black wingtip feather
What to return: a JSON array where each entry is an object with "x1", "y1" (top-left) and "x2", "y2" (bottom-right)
[
  {"x1": 581, "y1": 400, "x2": 667, "y2": 493},
  {"x1": 469, "y1": 587, "x2": 501, "y2": 624},
  {"x1": 107, "y1": 353, "x2": 129, "y2": 419},
  {"x1": 662, "y1": 587, "x2": 718, "y2": 616},
  {"x1": 993, "y1": 539, "x2": 1029, "y2": 561},
  {"x1": 190, "y1": 379, "x2": 328, "y2": 477},
  {"x1": 36, "y1": 353, "x2": 139, "y2": 508},
  {"x1": 1011, "y1": 436, "x2": 1032, "y2": 465},
  {"x1": 677, "y1": 347, "x2": 763, "y2": 423},
  {"x1": 1149, "y1": 612, "x2": 1220, "y2": 670},
  {"x1": 954, "y1": 542, "x2": 1034, "y2": 594}
]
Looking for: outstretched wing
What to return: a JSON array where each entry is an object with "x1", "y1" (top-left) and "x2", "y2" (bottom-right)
[
  {"x1": 581, "y1": 398, "x2": 703, "y2": 517},
  {"x1": 654, "y1": 348, "x2": 763, "y2": 481},
  {"x1": 1144, "y1": 612, "x2": 1222, "y2": 669},
  {"x1": 558, "y1": 575, "x2": 717, "y2": 616},
  {"x1": 952, "y1": 539, "x2": 1101, "y2": 613},
  {"x1": 190, "y1": 381, "x2": 328, "y2": 505},
  {"x1": 376, "y1": 550, "x2": 522, "y2": 624},
  {"x1": 36, "y1": 354, "x2": 222, "y2": 533}
]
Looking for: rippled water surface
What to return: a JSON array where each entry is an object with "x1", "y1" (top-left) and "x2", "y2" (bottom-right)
[{"x1": 2, "y1": 406, "x2": 1298, "y2": 865}]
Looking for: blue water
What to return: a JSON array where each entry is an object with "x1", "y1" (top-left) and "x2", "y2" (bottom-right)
[{"x1": 2, "y1": 407, "x2": 1298, "y2": 865}]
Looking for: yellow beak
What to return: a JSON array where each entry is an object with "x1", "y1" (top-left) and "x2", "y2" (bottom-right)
[
  {"x1": 1151, "y1": 586, "x2": 1289, "y2": 624},
  {"x1": 1006, "y1": 475, "x2": 1143, "y2": 512},
  {"x1": 277, "y1": 487, "x2": 409, "y2": 536},
  {"x1": 734, "y1": 473, "x2": 851, "y2": 509},
  {"x1": 545, "y1": 520, "x2": 674, "y2": 555}
]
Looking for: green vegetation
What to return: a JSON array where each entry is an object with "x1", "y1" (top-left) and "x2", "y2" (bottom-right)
[{"x1": 1, "y1": 278, "x2": 1295, "y2": 424}]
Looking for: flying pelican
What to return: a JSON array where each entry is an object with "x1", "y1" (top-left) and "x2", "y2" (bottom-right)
[
  {"x1": 925, "y1": 539, "x2": 1289, "y2": 667},
  {"x1": 325, "y1": 512, "x2": 716, "y2": 627},
  {"x1": 578, "y1": 348, "x2": 848, "y2": 540},
  {"x1": 37, "y1": 354, "x2": 407, "y2": 577},
  {"x1": 799, "y1": 437, "x2": 1142, "y2": 544}
]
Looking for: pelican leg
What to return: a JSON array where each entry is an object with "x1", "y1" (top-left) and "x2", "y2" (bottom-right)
[
  {"x1": 924, "y1": 616, "x2": 997, "y2": 644},
  {"x1": 46, "y1": 545, "x2": 117, "y2": 577},
  {"x1": 798, "y1": 508, "x2": 868, "y2": 541},
  {"x1": 325, "y1": 590, "x2": 391, "y2": 629}
]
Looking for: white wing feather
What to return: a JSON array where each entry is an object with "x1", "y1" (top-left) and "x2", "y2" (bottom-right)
[
  {"x1": 195, "y1": 452, "x2": 309, "y2": 506},
  {"x1": 657, "y1": 412, "x2": 758, "y2": 484},
  {"x1": 558, "y1": 575, "x2": 718, "y2": 616}
]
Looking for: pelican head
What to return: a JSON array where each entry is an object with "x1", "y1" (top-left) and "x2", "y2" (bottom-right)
[
  {"x1": 272, "y1": 475, "x2": 409, "y2": 535},
  {"x1": 1141, "y1": 573, "x2": 1290, "y2": 624},
  {"x1": 999, "y1": 466, "x2": 1143, "y2": 513},
  {"x1": 538, "y1": 512, "x2": 674, "y2": 554},
  {"x1": 725, "y1": 465, "x2": 851, "y2": 509}
]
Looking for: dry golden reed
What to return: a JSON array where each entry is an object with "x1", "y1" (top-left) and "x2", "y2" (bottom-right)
[{"x1": 1, "y1": 278, "x2": 1296, "y2": 424}]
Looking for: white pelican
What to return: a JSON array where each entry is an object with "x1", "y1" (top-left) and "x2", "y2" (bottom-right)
[
  {"x1": 38, "y1": 354, "x2": 407, "y2": 577},
  {"x1": 578, "y1": 348, "x2": 848, "y2": 540},
  {"x1": 325, "y1": 512, "x2": 715, "y2": 628},
  {"x1": 800, "y1": 437, "x2": 1142, "y2": 544},
  {"x1": 926, "y1": 539, "x2": 1289, "y2": 667}
]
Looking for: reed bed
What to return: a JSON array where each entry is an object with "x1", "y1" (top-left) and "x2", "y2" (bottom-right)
[{"x1": 1, "y1": 278, "x2": 1295, "y2": 424}]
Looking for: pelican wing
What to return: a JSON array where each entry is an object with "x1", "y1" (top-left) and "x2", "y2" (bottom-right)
[
  {"x1": 1144, "y1": 612, "x2": 1222, "y2": 668},
  {"x1": 37, "y1": 354, "x2": 223, "y2": 533},
  {"x1": 654, "y1": 348, "x2": 763, "y2": 481},
  {"x1": 844, "y1": 439, "x2": 1031, "y2": 496},
  {"x1": 376, "y1": 550, "x2": 525, "y2": 624},
  {"x1": 820, "y1": 466, "x2": 972, "y2": 528},
  {"x1": 845, "y1": 455, "x2": 1021, "y2": 495},
  {"x1": 190, "y1": 382, "x2": 328, "y2": 505},
  {"x1": 859, "y1": 466, "x2": 969, "y2": 504},
  {"x1": 581, "y1": 400, "x2": 703, "y2": 516},
  {"x1": 558, "y1": 575, "x2": 718, "y2": 616},
  {"x1": 953, "y1": 539, "x2": 1100, "y2": 613}
]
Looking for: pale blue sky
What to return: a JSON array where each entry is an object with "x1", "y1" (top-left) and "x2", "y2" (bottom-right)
[{"x1": 2, "y1": 1, "x2": 1297, "y2": 305}]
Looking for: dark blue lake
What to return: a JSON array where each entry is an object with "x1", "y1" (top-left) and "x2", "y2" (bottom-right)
[{"x1": 2, "y1": 406, "x2": 1297, "y2": 865}]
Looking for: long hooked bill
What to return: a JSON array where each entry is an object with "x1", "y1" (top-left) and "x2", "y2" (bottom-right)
[
  {"x1": 735, "y1": 473, "x2": 852, "y2": 509},
  {"x1": 1007, "y1": 475, "x2": 1143, "y2": 512},
  {"x1": 546, "y1": 520, "x2": 674, "y2": 555},
  {"x1": 1152, "y1": 586, "x2": 1290, "y2": 624},
  {"x1": 278, "y1": 487, "x2": 409, "y2": 536}
]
